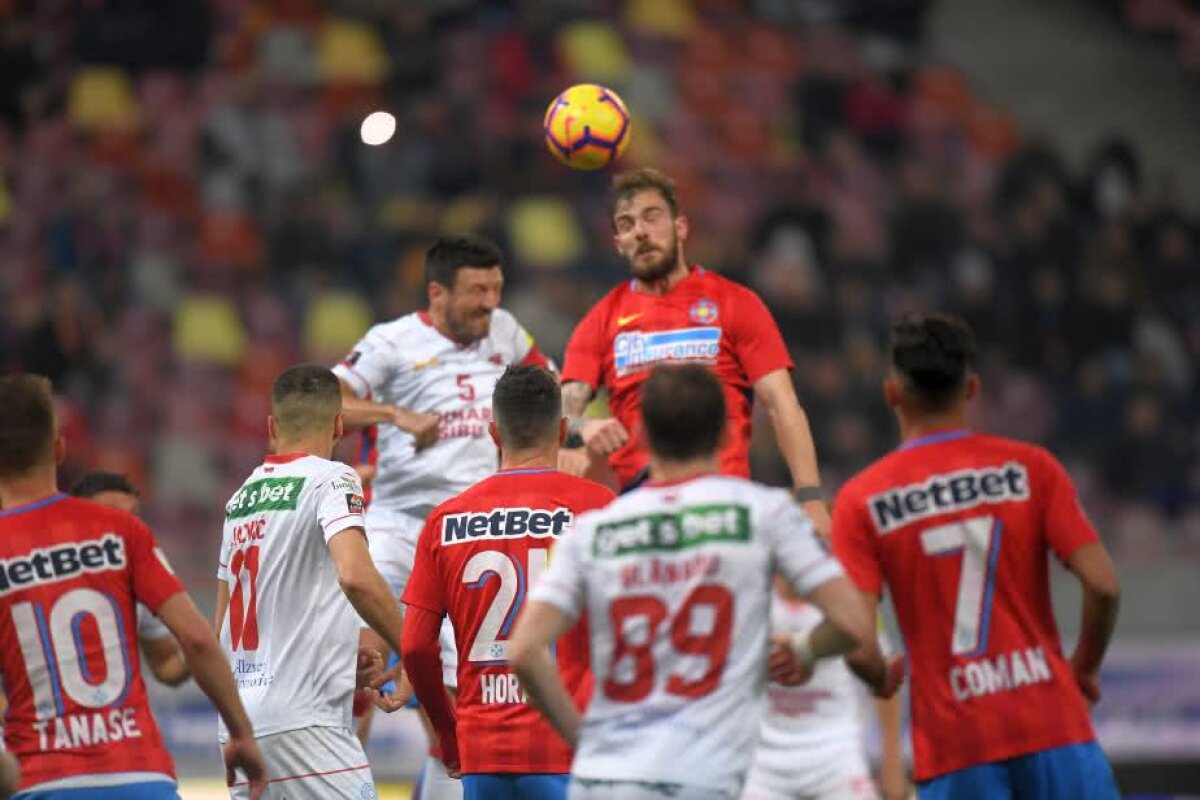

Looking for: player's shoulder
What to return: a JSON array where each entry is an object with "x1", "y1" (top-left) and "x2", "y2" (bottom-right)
[
  {"x1": 699, "y1": 268, "x2": 761, "y2": 302},
  {"x1": 555, "y1": 473, "x2": 618, "y2": 509}
]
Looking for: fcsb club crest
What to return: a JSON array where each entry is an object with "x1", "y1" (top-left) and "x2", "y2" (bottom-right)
[{"x1": 688, "y1": 299, "x2": 719, "y2": 325}]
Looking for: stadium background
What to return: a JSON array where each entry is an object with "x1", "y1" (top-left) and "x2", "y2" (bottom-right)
[{"x1": 1, "y1": 0, "x2": 1197, "y2": 796}]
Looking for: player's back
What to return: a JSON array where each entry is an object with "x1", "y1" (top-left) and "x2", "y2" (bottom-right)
[
  {"x1": 0, "y1": 494, "x2": 180, "y2": 792},
  {"x1": 408, "y1": 469, "x2": 614, "y2": 774},
  {"x1": 546, "y1": 475, "x2": 841, "y2": 794},
  {"x1": 833, "y1": 431, "x2": 1098, "y2": 780},
  {"x1": 218, "y1": 453, "x2": 366, "y2": 739}
]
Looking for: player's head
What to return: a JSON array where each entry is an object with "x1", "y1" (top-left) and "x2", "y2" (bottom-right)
[
  {"x1": 425, "y1": 234, "x2": 505, "y2": 344},
  {"x1": 269, "y1": 365, "x2": 345, "y2": 450},
  {"x1": 885, "y1": 312, "x2": 979, "y2": 417},
  {"x1": 610, "y1": 167, "x2": 688, "y2": 284},
  {"x1": 641, "y1": 364, "x2": 726, "y2": 463},
  {"x1": 70, "y1": 471, "x2": 140, "y2": 514},
  {"x1": 489, "y1": 364, "x2": 566, "y2": 455},
  {"x1": 0, "y1": 374, "x2": 63, "y2": 481}
]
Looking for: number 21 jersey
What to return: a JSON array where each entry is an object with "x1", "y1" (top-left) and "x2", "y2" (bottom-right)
[
  {"x1": 217, "y1": 453, "x2": 367, "y2": 739},
  {"x1": 531, "y1": 475, "x2": 843, "y2": 794}
]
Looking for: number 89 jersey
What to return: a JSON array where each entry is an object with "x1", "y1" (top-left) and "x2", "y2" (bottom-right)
[
  {"x1": 0, "y1": 495, "x2": 184, "y2": 793},
  {"x1": 403, "y1": 469, "x2": 616, "y2": 775},
  {"x1": 530, "y1": 475, "x2": 843, "y2": 795}
]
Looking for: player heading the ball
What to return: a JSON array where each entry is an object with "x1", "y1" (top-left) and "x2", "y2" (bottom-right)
[{"x1": 511, "y1": 364, "x2": 891, "y2": 800}]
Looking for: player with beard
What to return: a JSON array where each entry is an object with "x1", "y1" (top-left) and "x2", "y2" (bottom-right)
[
  {"x1": 559, "y1": 168, "x2": 830, "y2": 532},
  {"x1": 332, "y1": 235, "x2": 551, "y2": 799}
]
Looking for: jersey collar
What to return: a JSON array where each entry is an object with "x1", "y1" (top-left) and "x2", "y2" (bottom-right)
[
  {"x1": 629, "y1": 264, "x2": 704, "y2": 293},
  {"x1": 264, "y1": 452, "x2": 309, "y2": 464},
  {"x1": 497, "y1": 467, "x2": 559, "y2": 476},
  {"x1": 645, "y1": 471, "x2": 716, "y2": 488},
  {"x1": 899, "y1": 429, "x2": 971, "y2": 451},
  {"x1": 0, "y1": 492, "x2": 66, "y2": 518}
]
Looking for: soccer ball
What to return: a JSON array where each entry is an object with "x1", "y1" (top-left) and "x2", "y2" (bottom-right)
[{"x1": 543, "y1": 84, "x2": 631, "y2": 170}]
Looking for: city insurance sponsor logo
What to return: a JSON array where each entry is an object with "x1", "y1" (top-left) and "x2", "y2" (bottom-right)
[{"x1": 613, "y1": 327, "x2": 721, "y2": 377}]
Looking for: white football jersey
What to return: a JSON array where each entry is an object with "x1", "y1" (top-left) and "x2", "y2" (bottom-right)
[
  {"x1": 332, "y1": 309, "x2": 546, "y2": 516},
  {"x1": 216, "y1": 453, "x2": 367, "y2": 739},
  {"x1": 531, "y1": 475, "x2": 844, "y2": 794},
  {"x1": 749, "y1": 592, "x2": 871, "y2": 783}
]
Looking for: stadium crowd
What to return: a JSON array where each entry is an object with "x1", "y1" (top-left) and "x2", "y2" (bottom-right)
[{"x1": 0, "y1": 0, "x2": 1196, "y2": 590}]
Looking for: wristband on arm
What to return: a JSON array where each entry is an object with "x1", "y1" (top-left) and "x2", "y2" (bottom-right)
[{"x1": 792, "y1": 485, "x2": 824, "y2": 503}]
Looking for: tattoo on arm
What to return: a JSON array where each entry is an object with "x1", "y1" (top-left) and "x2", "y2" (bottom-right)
[{"x1": 561, "y1": 382, "x2": 594, "y2": 420}]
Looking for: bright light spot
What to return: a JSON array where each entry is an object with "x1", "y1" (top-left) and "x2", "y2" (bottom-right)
[{"x1": 360, "y1": 111, "x2": 396, "y2": 146}]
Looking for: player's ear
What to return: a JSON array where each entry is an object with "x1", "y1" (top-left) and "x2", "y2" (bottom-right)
[
  {"x1": 53, "y1": 434, "x2": 66, "y2": 466},
  {"x1": 558, "y1": 417, "x2": 569, "y2": 445},
  {"x1": 267, "y1": 415, "x2": 278, "y2": 446},
  {"x1": 428, "y1": 280, "x2": 446, "y2": 308},
  {"x1": 674, "y1": 213, "x2": 689, "y2": 243},
  {"x1": 333, "y1": 412, "x2": 345, "y2": 442},
  {"x1": 488, "y1": 420, "x2": 501, "y2": 448},
  {"x1": 963, "y1": 372, "x2": 981, "y2": 403},
  {"x1": 882, "y1": 376, "x2": 902, "y2": 409}
]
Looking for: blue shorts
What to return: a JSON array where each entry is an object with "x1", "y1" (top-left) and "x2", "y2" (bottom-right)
[
  {"x1": 463, "y1": 773, "x2": 570, "y2": 800},
  {"x1": 16, "y1": 781, "x2": 180, "y2": 800},
  {"x1": 918, "y1": 741, "x2": 1119, "y2": 800}
]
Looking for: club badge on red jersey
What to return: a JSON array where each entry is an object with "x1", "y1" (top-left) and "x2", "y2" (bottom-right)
[{"x1": 688, "y1": 299, "x2": 720, "y2": 325}]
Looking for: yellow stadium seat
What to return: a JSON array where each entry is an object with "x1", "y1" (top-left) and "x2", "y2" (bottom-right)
[
  {"x1": 173, "y1": 296, "x2": 246, "y2": 365},
  {"x1": 306, "y1": 290, "x2": 372, "y2": 360},
  {"x1": 68, "y1": 67, "x2": 140, "y2": 132},
  {"x1": 625, "y1": 0, "x2": 697, "y2": 38},
  {"x1": 317, "y1": 19, "x2": 389, "y2": 84},
  {"x1": 558, "y1": 21, "x2": 632, "y2": 83},
  {"x1": 506, "y1": 196, "x2": 584, "y2": 269}
]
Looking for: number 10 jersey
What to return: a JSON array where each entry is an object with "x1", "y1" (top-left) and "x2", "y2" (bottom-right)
[
  {"x1": 530, "y1": 475, "x2": 844, "y2": 795},
  {"x1": 217, "y1": 453, "x2": 367, "y2": 740}
]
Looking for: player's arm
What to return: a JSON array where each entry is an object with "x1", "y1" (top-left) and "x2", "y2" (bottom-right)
[
  {"x1": 753, "y1": 369, "x2": 829, "y2": 534},
  {"x1": 214, "y1": 578, "x2": 230, "y2": 632},
  {"x1": 141, "y1": 633, "x2": 190, "y2": 686},
  {"x1": 1066, "y1": 542, "x2": 1120, "y2": 703},
  {"x1": 338, "y1": 380, "x2": 439, "y2": 450},
  {"x1": 399, "y1": 605, "x2": 459, "y2": 775},
  {"x1": 509, "y1": 600, "x2": 583, "y2": 747},
  {"x1": 155, "y1": 592, "x2": 267, "y2": 795},
  {"x1": 329, "y1": 527, "x2": 404, "y2": 654},
  {"x1": 873, "y1": 693, "x2": 909, "y2": 800}
]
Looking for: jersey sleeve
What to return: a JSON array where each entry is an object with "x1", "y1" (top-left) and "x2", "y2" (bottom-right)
[
  {"x1": 1038, "y1": 450, "x2": 1100, "y2": 563},
  {"x1": 136, "y1": 604, "x2": 171, "y2": 640},
  {"x1": 762, "y1": 491, "x2": 844, "y2": 595},
  {"x1": 528, "y1": 517, "x2": 588, "y2": 620},
  {"x1": 400, "y1": 516, "x2": 445, "y2": 615},
  {"x1": 216, "y1": 521, "x2": 232, "y2": 581},
  {"x1": 727, "y1": 285, "x2": 794, "y2": 383},
  {"x1": 332, "y1": 324, "x2": 395, "y2": 400},
  {"x1": 126, "y1": 518, "x2": 186, "y2": 614},
  {"x1": 561, "y1": 297, "x2": 610, "y2": 389},
  {"x1": 830, "y1": 484, "x2": 884, "y2": 595},
  {"x1": 317, "y1": 469, "x2": 367, "y2": 542}
]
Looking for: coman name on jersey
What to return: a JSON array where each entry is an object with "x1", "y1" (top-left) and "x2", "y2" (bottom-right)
[
  {"x1": 441, "y1": 507, "x2": 573, "y2": 545},
  {"x1": 868, "y1": 463, "x2": 1029, "y2": 534}
]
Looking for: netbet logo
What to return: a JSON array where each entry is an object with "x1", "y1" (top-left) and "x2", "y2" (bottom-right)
[
  {"x1": 869, "y1": 463, "x2": 1029, "y2": 534},
  {"x1": 441, "y1": 507, "x2": 572, "y2": 546},
  {"x1": 0, "y1": 534, "x2": 126, "y2": 596}
]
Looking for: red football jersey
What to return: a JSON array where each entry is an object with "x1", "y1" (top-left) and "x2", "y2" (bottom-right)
[
  {"x1": 832, "y1": 430, "x2": 1099, "y2": 781},
  {"x1": 402, "y1": 469, "x2": 615, "y2": 774},
  {"x1": 562, "y1": 267, "x2": 793, "y2": 486},
  {"x1": 0, "y1": 494, "x2": 184, "y2": 791}
]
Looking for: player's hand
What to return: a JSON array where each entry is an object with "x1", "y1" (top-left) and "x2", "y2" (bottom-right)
[
  {"x1": 872, "y1": 654, "x2": 906, "y2": 699},
  {"x1": 557, "y1": 447, "x2": 591, "y2": 477},
  {"x1": 767, "y1": 633, "x2": 813, "y2": 686},
  {"x1": 799, "y1": 498, "x2": 832, "y2": 538},
  {"x1": 367, "y1": 662, "x2": 414, "y2": 712},
  {"x1": 581, "y1": 418, "x2": 628, "y2": 456},
  {"x1": 394, "y1": 408, "x2": 440, "y2": 450},
  {"x1": 355, "y1": 646, "x2": 384, "y2": 688},
  {"x1": 1071, "y1": 659, "x2": 1102, "y2": 705},
  {"x1": 440, "y1": 736, "x2": 462, "y2": 780},
  {"x1": 223, "y1": 735, "x2": 268, "y2": 799}
]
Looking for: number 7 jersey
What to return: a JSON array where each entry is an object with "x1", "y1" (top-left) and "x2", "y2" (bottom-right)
[{"x1": 530, "y1": 475, "x2": 843, "y2": 795}]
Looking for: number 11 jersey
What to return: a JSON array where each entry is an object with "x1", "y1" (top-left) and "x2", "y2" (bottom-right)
[{"x1": 217, "y1": 453, "x2": 367, "y2": 740}]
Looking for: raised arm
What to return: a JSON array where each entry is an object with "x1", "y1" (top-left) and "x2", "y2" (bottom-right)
[
  {"x1": 338, "y1": 380, "x2": 439, "y2": 450},
  {"x1": 753, "y1": 369, "x2": 829, "y2": 534}
]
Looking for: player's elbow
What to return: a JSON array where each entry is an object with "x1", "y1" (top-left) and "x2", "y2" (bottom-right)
[
  {"x1": 154, "y1": 657, "x2": 190, "y2": 687},
  {"x1": 336, "y1": 562, "x2": 375, "y2": 600},
  {"x1": 507, "y1": 636, "x2": 540, "y2": 680},
  {"x1": 173, "y1": 619, "x2": 221, "y2": 662}
]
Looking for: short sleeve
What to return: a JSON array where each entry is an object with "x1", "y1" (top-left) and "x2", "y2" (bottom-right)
[
  {"x1": 1039, "y1": 451, "x2": 1100, "y2": 563},
  {"x1": 137, "y1": 604, "x2": 171, "y2": 640},
  {"x1": 831, "y1": 485, "x2": 884, "y2": 595},
  {"x1": 561, "y1": 300, "x2": 609, "y2": 389},
  {"x1": 331, "y1": 325, "x2": 395, "y2": 400},
  {"x1": 317, "y1": 469, "x2": 367, "y2": 543},
  {"x1": 528, "y1": 518, "x2": 588, "y2": 620},
  {"x1": 762, "y1": 492, "x2": 844, "y2": 595},
  {"x1": 216, "y1": 523, "x2": 232, "y2": 581},
  {"x1": 400, "y1": 517, "x2": 445, "y2": 615},
  {"x1": 727, "y1": 285, "x2": 794, "y2": 384},
  {"x1": 127, "y1": 518, "x2": 186, "y2": 614}
]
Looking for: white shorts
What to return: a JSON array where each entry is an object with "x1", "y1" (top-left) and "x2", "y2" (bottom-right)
[
  {"x1": 227, "y1": 726, "x2": 375, "y2": 800},
  {"x1": 418, "y1": 754, "x2": 464, "y2": 800},
  {"x1": 569, "y1": 778, "x2": 733, "y2": 800},
  {"x1": 742, "y1": 749, "x2": 878, "y2": 800},
  {"x1": 364, "y1": 507, "x2": 458, "y2": 687}
]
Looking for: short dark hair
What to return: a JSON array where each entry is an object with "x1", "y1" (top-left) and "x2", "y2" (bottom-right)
[
  {"x1": 610, "y1": 167, "x2": 681, "y2": 221},
  {"x1": 70, "y1": 471, "x2": 139, "y2": 500},
  {"x1": 0, "y1": 374, "x2": 55, "y2": 478},
  {"x1": 271, "y1": 365, "x2": 343, "y2": 437},
  {"x1": 641, "y1": 364, "x2": 725, "y2": 461},
  {"x1": 424, "y1": 234, "x2": 503, "y2": 288},
  {"x1": 492, "y1": 365, "x2": 561, "y2": 451},
  {"x1": 890, "y1": 313, "x2": 978, "y2": 412}
]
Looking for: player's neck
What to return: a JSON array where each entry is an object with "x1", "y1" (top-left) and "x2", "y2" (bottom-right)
[
  {"x1": 271, "y1": 436, "x2": 333, "y2": 461},
  {"x1": 635, "y1": 259, "x2": 690, "y2": 296},
  {"x1": 426, "y1": 306, "x2": 475, "y2": 347},
  {"x1": 0, "y1": 465, "x2": 59, "y2": 511},
  {"x1": 899, "y1": 410, "x2": 970, "y2": 442},
  {"x1": 649, "y1": 454, "x2": 718, "y2": 483},
  {"x1": 499, "y1": 447, "x2": 558, "y2": 472}
]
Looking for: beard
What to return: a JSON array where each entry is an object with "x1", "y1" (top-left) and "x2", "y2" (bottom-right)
[
  {"x1": 445, "y1": 306, "x2": 493, "y2": 344},
  {"x1": 628, "y1": 236, "x2": 679, "y2": 283}
]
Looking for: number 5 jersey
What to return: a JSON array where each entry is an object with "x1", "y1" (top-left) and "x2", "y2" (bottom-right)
[
  {"x1": 217, "y1": 453, "x2": 367, "y2": 740},
  {"x1": 0, "y1": 494, "x2": 184, "y2": 792}
]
